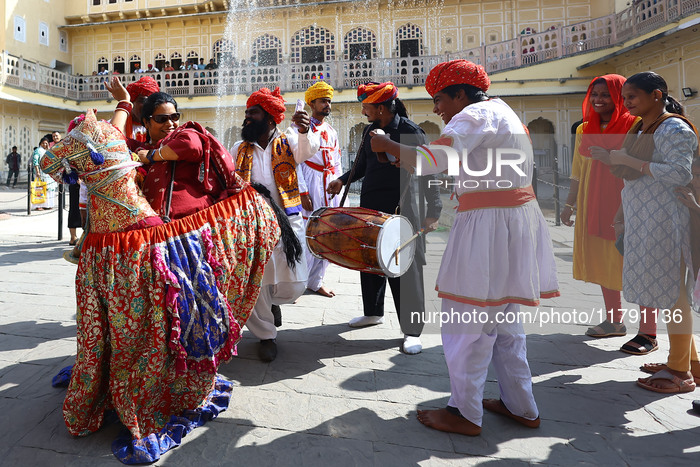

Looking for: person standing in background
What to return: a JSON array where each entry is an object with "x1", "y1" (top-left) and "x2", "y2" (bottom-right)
[{"x1": 5, "y1": 146, "x2": 21, "y2": 187}]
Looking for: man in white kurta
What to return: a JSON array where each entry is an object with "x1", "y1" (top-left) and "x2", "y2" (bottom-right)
[
  {"x1": 297, "y1": 81, "x2": 343, "y2": 297},
  {"x1": 370, "y1": 60, "x2": 559, "y2": 436},
  {"x1": 231, "y1": 87, "x2": 320, "y2": 361}
]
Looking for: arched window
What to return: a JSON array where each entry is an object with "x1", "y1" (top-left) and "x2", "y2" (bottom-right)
[
  {"x1": 97, "y1": 56, "x2": 109, "y2": 73},
  {"x1": 186, "y1": 50, "x2": 199, "y2": 68},
  {"x1": 291, "y1": 25, "x2": 335, "y2": 64},
  {"x1": 113, "y1": 55, "x2": 125, "y2": 74},
  {"x1": 343, "y1": 27, "x2": 377, "y2": 60},
  {"x1": 396, "y1": 23, "x2": 424, "y2": 57},
  {"x1": 154, "y1": 52, "x2": 166, "y2": 71},
  {"x1": 252, "y1": 34, "x2": 282, "y2": 66},
  {"x1": 213, "y1": 39, "x2": 235, "y2": 66},
  {"x1": 21, "y1": 126, "x2": 31, "y2": 159},
  {"x1": 170, "y1": 52, "x2": 183, "y2": 70},
  {"x1": 129, "y1": 54, "x2": 141, "y2": 73},
  {"x1": 4, "y1": 126, "x2": 17, "y2": 152}
]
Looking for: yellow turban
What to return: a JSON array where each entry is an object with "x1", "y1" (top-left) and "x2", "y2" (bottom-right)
[{"x1": 305, "y1": 81, "x2": 334, "y2": 105}]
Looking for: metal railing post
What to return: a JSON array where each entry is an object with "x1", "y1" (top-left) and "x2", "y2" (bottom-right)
[
  {"x1": 57, "y1": 183, "x2": 64, "y2": 240},
  {"x1": 532, "y1": 162, "x2": 538, "y2": 199},
  {"x1": 553, "y1": 149, "x2": 560, "y2": 226},
  {"x1": 26, "y1": 162, "x2": 31, "y2": 215}
]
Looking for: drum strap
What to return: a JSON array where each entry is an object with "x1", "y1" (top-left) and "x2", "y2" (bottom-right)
[
  {"x1": 341, "y1": 128, "x2": 413, "y2": 216},
  {"x1": 395, "y1": 181, "x2": 412, "y2": 215},
  {"x1": 339, "y1": 127, "x2": 370, "y2": 207}
]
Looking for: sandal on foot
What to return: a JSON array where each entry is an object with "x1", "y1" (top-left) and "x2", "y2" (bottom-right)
[
  {"x1": 585, "y1": 320, "x2": 627, "y2": 338},
  {"x1": 637, "y1": 369, "x2": 695, "y2": 393},
  {"x1": 620, "y1": 334, "x2": 658, "y2": 355},
  {"x1": 640, "y1": 362, "x2": 666, "y2": 374},
  {"x1": 641, "y1": 363, "x2": 700, "y2": 384}
]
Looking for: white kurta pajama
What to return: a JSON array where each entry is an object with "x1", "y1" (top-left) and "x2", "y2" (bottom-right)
[
  {"x1": 231, "y1": 127, "x2": 320, "y2": 340},
  {"x1": 297, "y1": 118, "x2": 342, "y2": 291},
  {"x1": 421, "y1": 98, "x2": 559, "y2": 426}
]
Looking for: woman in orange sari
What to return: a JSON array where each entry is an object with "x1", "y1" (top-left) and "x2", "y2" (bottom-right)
[{"x1": 561, "y1": 74, "x2": 657, "y2": 353}]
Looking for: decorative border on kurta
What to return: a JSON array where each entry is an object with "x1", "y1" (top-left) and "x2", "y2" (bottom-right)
[{"x1": 437, "y1": 289, "x2": 560, "y2": 307}]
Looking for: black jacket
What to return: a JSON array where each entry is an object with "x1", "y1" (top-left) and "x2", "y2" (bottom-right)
[{"x1": 339, "y1": 114, "x2": 442, "y2": 264}]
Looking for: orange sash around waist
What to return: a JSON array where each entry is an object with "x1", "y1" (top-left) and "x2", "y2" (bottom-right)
[
  {"x1": 457, "y1": 185, "x2": 535, "y2": 212},
  {"x1": 305, "y1": 159, "x2": 337, "y2": 206}
]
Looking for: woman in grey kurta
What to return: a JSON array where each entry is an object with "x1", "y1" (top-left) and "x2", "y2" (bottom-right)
[
  {"x1": 622, "y1": 117, "x2": 694, "y2": 308},
  {"x1": 598, "y1": 71, "x2": 699, "y2": 394}
]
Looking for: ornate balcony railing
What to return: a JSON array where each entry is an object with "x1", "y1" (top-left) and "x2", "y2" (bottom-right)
[{"x1": 1, "y1": 0, "x2": 698, "y2": 102}]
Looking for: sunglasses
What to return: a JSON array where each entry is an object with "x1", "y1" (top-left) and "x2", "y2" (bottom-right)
[{"x1": 149, "y1": 112, "x2": 180, "y2": 124}]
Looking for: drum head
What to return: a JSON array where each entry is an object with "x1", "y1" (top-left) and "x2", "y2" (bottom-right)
[{"x1": 376, "y1": 215, "x2": 416, "y2": 278}]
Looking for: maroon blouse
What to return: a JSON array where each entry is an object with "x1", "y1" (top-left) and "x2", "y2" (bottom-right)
[{"x1": 128, "y1": 122, "x2": 238, "y2": 220}]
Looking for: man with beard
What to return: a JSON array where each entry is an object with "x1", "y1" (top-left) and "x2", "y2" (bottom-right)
[
  {"x1": 231, "y1": 87, "x2": 320, "y2": 362},
  {"x1": 327, "y1": 82, "x2": 442, "y2": 355},
  {"x1": 295, "y1": 81, "x2": 342, "y2": 298}
]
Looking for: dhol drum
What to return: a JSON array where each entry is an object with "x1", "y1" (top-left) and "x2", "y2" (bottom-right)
[{"x1": 306, "y1": 207, "x2": 416, "y2": 278}]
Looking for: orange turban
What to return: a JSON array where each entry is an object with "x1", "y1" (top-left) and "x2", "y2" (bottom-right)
[
  {"x1": 425, "y1": 60, "x2": 490, "y2": 96},
  {"x1": 126, "y1": 76, "x2": 160, "y2": 102},
  {"x1": 247, "y1": 87, "x2": 287, "y2": 124},
  {"x1": 357, "y1": 82, "x2": 398, "y2": 104}
]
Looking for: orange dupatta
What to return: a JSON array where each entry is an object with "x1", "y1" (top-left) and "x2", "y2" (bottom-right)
[{"x1": 579, "y1": 74, "x2": 638, "y2": 241}]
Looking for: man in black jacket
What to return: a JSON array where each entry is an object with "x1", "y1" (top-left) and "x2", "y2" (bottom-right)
[
  {"x1": 327, "y1": 82, "x2": 442, "y2": 354},
  {"x1": 6, "y1": 146, "x2": 21, "y2": 187}
]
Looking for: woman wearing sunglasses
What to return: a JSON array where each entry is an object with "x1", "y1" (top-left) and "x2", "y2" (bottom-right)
[{"x1": 107, "y1": 77, "x2": 241, "y2": 220}]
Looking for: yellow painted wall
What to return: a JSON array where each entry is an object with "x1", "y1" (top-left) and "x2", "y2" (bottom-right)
[
  {"x1": 4, "y1": 0, "x2": 71, "y2": 69},
  {"x1": 0, "y1": 100, "x2": 74, "y2": 160},
  {"x1": 64, "y1": 0, "x2": 219, "y2": 18},
  {"x1": 2, "y1": 0, "x2": 699, "y2": 176},
  {"x1": 64, "y1": 0, "x2": 617, "y2": 75},
  {"x1": 0, "y1": 0, "x2": 6, "y2": 53},
  {"x1": 580, "y1": 22, "x2": 700, "y2": 125}
]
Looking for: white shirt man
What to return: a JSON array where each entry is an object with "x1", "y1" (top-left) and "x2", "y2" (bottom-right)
[
  {"x1": 296, "y1": 81, "x2": 342, "y2": 297},
  {"x1": 230, "y1": 88, "x2": 320, "y2": 361}
]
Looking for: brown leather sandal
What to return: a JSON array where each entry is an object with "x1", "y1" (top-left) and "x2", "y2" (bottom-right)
[{"x1": 620, "y1": 333, "x2": 658, "y2": 355}]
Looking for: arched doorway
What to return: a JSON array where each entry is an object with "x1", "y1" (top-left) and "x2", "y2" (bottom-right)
[
  {"x1": 527, "y1": 117, "x2": 557, "y2": 174},
  {"x1": 223, "y1": 126, "x2": 241, "y2": 150},
  {"x1": 346, "y1": 122, "x2": 367, "y2": 193},
  {"x1": 418, "y1": 121, "x2": 441, "y2": 143},
  {"x1": 348, "y1": 122, "x2": 367, "y2": 158}
]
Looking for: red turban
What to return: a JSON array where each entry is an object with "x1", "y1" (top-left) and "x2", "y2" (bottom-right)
[
  {"x1": 425, "y1": 60, "x2": 490, "y2": 96},
  {"x1": 126, "y1": 76, "x2": 160, "y2": 102},
  {"x1": 247, "y1": 87, "x2": 287, "y2": 124},
  {"x1": 357, "y1": 82, "x2": 398, "y2": 104}
]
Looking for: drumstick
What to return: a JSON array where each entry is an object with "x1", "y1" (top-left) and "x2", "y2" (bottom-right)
[{"x1": 393, "y1": 229, "x2": 424, "y2": 265}]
